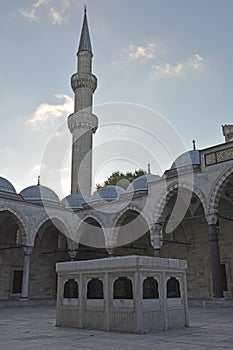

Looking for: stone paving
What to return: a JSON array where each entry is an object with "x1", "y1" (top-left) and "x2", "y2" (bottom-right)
[{"x1": 0, "y1": 305, "x2": 233, "y2": 349}]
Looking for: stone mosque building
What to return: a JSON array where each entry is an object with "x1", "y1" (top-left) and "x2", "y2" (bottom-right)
[{"x1": 0, "y1": 9, "x2": 233, "y2": 305}]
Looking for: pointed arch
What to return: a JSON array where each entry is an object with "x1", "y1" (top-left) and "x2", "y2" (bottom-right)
[
  {"x1": 208, "y1": 166, "x2": 233, "y2": 213},
  {"x1": 0, "y1": 205, "x2": 30, "y2": 245},
  {"x1": 113, "y1": 207, "x2": 153, "y2": 256},
  {"x1": 153, "y1": 181, "x2": 208, "y2": 223},
  {"x1": 113, "y1": 204, "x2": 151, "y2": 231},
  {"x1": 77, "y1": 215, "x2": 107, "y2": 259},
  {"x1": 33, "y1": 215, "x2": 72, "y2": 245}
]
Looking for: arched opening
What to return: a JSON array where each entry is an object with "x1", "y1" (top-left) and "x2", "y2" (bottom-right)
[
  {"x1": 143, "y1": 277, "x2": 159, "y2": 299},
  {"x1": 78, "y1": 217, "x2": 107, "y2": 260},
  {"x1": 87, "y1": 278, "x2": 104, "y2": 299},
  {"x1": 215, "y1": 174, "x2": 233, "y2": 296},
  {"x1": 63, "y1": 279, "x2": 78, "y2": 299},
  {"x1": 113, "y1": 277, "x2": 133, "y2": 299},
  {"x1": 160, "y1": 188, "x2": 210, "y2": 299},
  {"x1": 115, "y1": 209, "x2": 153, "y2": 256},
  {"x1": 0, "y1": 210, "x2": 25, "y2": 299},
  {"x1": 167, "y1": 277, "x2": 181, "y2": 298},
  {"x1": 30, "y1": 218, "x2": 70, "y2": 299}
]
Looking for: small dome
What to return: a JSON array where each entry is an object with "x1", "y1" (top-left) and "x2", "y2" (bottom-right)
[
  {"x1": 62, "y1": 194, "x2": 89, "y2": 209},
  {"x1": 20, "y1": 185, "x2": 60, "y2": 202},
  {"x1": 127, "y1": 174, "x2": 161, "y2": 192},
  {"x1": 171, "y1": 150, "x2": 200, "y2": 169},
  {"x1": 0, "y1": 176, "x2": 16, "y2": 194},
  {"x1": 90, "y1": 185, "x2": 126, "y2": 202}
]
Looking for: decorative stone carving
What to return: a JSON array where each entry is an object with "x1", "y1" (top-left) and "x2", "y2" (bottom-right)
[
  {"x1": 204, "y1": 147, "x2": 233, "y2": 166},
  {"x1": 68, "y1": 250, "x2": 78, "y2": 261},
  {"x1": 205, "y1": 213, "x2": 218, "y2": 225},
  {"x1": 68, "y1": 111, "x2": 98, "y2": 133},
  {"x1": 222, "y1": 124, "x2": 233, "y2": 143},
  {"x1": 150, "y1": 223, "x2": 163, "y2": 250},
  {"x1": 71, "y1": 73, "x2": 97, "y2": 93},
  {"x1": 23, "y1": 246, "x2": 33, "y2": 256}
]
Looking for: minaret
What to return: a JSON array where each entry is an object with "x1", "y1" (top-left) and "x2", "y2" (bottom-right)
[{"x1": 68, "y1": 8, "x2": 98, "y2": 196}]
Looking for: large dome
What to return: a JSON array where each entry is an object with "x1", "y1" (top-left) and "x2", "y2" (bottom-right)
[
  {"x1": 20, "y1": 185, "x2": 60, "y2": 202},
  {"x1": 90, "y1": 185, "x2": 126, "y2": 202},
  {"x1": 62, "y1": 194, "x2": 89, "y2": 209},
  {"x1": 0, "y1": 176, "x2": 16, "y2": 194},
  {"x1": 171, "y1": 150, "x2": 200, "y2": 169},
  {"x1": 127, "y1": 174, "x2": 161, "y2": 192}
]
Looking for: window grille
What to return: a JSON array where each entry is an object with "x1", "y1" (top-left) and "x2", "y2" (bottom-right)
[
  {"x1": 113, "y1": 277, "x2": 133, "y2": 299},
  {"x1": 143, "y1": 277, "x2": 159, "y2": 299}
]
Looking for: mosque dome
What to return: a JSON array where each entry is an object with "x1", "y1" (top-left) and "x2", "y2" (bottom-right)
[
  {"x1": 62, "y1": 194, "x2": 89, "y2": 209},
  {"x1": 0, "y1": 176, "x2": 16, "y2": 194},
  {"x1": 90, "y1": 185, "x2": 126, "y2": 202},
  {"x1": 171, "y1": 150, "x2": 200, "y2": 169},
  {"x1": 20, "y1": 185, "x2": 60, "y2": 203},
  {"x1": 127, "y1": 174, "x2": 161, "y2": 192}
]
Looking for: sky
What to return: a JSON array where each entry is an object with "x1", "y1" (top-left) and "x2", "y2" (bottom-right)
[{"x1": 1, "y1": 0, "x2": 233, "y2": 198}]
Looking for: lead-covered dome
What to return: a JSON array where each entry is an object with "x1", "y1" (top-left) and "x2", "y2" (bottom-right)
[
  {"x1": 90, "y1": 185, "x2": 126, "y2": 202},
  {"x1": 127, "y1": 174, "x2": 161, "y2": 192},
  {"x1": 0, "y1": 176, "x2": 16, "y2": 194},
  {"x1": 171, "y1": 150, "x2": 200, "y2": 169},
  {"x1": 62, "y1": 194, "x2": 89, "y2": 209},
  {"x1": 20, "y1": 185, "x2": 60, "y2": 202}
]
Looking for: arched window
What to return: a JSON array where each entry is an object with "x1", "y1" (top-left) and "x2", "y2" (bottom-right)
[
  {"x1": 167, "y1": 277, "x2": 181, "y2": 298},
  {"x1": 87, "y1": 278, "x2": 104, "y2": 299},
  {"x1": 143, "y1": 277, "x2": 159, "y2": 299},
  {"x1": 63, "y1": 279, "x2": 78, "y2": 299},
  {"x1": 113, "y1": 277, "x2": 133, "y2": 299}
]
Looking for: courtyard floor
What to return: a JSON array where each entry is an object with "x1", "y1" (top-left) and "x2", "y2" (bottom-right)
[{"x1": 0, "y1": 305, "x2": 233, "y2": 349}]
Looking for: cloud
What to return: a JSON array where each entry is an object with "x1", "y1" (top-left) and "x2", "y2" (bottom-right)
[
  {"x1": 128, "y1": 42, "x2": 158, "y2": 61},
  {"x1": 189, "y1": 54, "x2": 203, "y2": 69},
  {"x1": 19, "y1": 0, "x2": 77, "y2": 24},
  {"x1": 27, "y1": 94, "x2": 73, "y2": 127},
  {"x1": 49, "y1": 7, "x2": 64, "y2": 24},
  {"x1": 19, "y1": 9, "x2": 38, "y2": 21},
  {"x1": 34, "y1": 0, "x2": 49, "y2": 8},
  {"x1": 151, "y1": 54, "x2": 204, "y2": 78}
]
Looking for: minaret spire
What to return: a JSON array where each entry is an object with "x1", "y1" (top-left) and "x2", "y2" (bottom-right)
[
  {"x1": 68, "y1": 9, "x2": 98, "y2": 196},
  {"x1": 78, "y1": 6, "x2": 92, "y2": 54}
]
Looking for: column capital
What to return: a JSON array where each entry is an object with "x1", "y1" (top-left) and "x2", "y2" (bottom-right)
[
  {"x1": 23, "y1": 246, "x2": 33, "y2": 256},
  {"x1": 106, "y1": 247, "x2": 115, "y2": 257},
  {"x1": 68, "y1": 111, "x2": 98, "y2": 133},
  {"x1": 68, "y1": 250, "x2": 78, "y2": 261},
  {"x1": 150, "y1": 222, "x2": 163, "y2": 232},
  {"x1": 150, "y1": 222, "x2": 163, "y2": 250},
  {"x1": 206, "y1": 213, "x2": 218, "y2": 225}
]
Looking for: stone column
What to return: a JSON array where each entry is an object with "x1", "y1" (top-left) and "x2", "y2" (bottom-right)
[
  {"x1": 150, "y1": 223, "x2": 163, "y2": 257},
  {"x1": 206, "y1": 213, "x2": 223, "y2": 298},
  {"x1": 21, "y1": 246, "x2": 33, "y2": 299}
]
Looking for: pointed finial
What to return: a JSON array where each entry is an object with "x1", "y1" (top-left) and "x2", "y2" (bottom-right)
[
  {"x1": 148, "y1": 163, "x2": 151, "y2": 174},
  {"x1": 37, "y1": 175, "x2": 40, "y2": 186},
  {"x1": 192, "y1": 140, "x2": 196, "y2": 150},
  {"x1": 78, "y1": 4, "x2": 92, "y2": 54}
]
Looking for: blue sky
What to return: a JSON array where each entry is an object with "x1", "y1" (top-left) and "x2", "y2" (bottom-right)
[{"x1": 1, "y1": 0, "x2": 233, "y2": 197}]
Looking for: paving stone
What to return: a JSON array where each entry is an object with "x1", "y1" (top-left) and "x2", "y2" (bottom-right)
[{"x1": 0, "y1": 306, "x2": 233, "y2": 349}]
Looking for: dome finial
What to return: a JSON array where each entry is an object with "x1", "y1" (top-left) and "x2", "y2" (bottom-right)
[
  {"x1": 148, "y1": 163, "x2": 151, "y2": 174},
  {"x1": 192, "y1": 140, "x2": 196, "y2": 150},
  {"x1": 37, "y1": 175, "x2": 40, "y2": 186}
]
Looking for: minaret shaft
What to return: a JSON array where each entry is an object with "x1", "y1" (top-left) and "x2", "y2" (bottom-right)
[{"x1": 68, "y1": 10, "x2": 98, "y2": 196}]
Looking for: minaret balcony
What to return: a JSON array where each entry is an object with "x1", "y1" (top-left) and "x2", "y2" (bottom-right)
[
  {"x1": 68, "y1": 111, "x2": 98, "y2": 133},
  {"x1": 71, "y1": 73, "x2": 97, "y2": 93}
]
